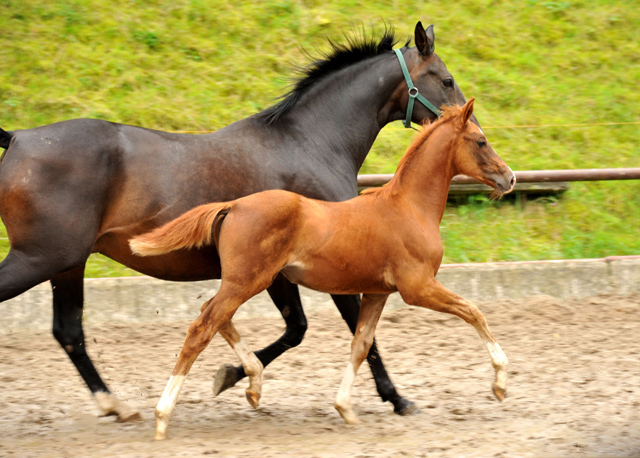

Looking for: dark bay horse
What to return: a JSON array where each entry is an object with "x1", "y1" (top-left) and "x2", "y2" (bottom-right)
[
  {"x1": 130, "y1": 98, "x2": 514, "y2": 440},
  {"x1": 0, "y1": 22, "x2": 477, "y2": 420}
]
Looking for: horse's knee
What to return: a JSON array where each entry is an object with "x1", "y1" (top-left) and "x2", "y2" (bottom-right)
[
  {"x1": 283, "y1": 320, "x2": 307, "y2": 348},
  {"x1": 52, "y1": 323, "x2": 85, "y2": 354}
]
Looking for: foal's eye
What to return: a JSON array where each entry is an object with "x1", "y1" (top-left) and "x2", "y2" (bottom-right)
[
  {"x1": 443, "y1": 78, "x2": 454, "y2": 88},
  {"x1": 476, "y1": 140, "x2": 486, "y2": 148}
]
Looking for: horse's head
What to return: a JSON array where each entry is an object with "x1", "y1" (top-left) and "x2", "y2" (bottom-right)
[
  {"x1": 393, "y1": 22, "x2": 479, "y2": 127},
  {"x1": 451, "y1": 98, "x2": 515, "y2": 196}
]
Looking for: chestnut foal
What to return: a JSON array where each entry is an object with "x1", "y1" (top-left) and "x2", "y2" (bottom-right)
[{"x1": 130, "y1": 98, "x2": 515, "y2": 440}]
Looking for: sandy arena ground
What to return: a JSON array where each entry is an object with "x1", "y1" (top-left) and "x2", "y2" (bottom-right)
[{"x1": 1, "y1": 293, "x2": 640, "y2": 457}]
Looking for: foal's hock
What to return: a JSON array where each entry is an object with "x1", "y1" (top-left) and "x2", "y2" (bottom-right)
[{"x1": 131, "y1": 98, "x2": 515, "y2": 440}]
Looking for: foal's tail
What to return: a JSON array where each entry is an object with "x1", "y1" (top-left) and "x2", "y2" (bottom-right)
[
  {"x1": 129, "y1": 202, "x2": 233, "y2": 257},
  {"x1": 0, "y1": 127, "x2": 14, "y2": 149}
]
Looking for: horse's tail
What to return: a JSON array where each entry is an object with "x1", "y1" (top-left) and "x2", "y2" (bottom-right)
[
  {"x1": 129, "y1": 202, "x2": 234, "y2": 257},
  {"x1": 0, "y1": 127, "x2": 14, "y2": 149}
]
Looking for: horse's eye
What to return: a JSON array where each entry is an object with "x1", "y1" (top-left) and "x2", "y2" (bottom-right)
[
  {"x1": 476, "y1": 140, "x2": 486, "y2": 148},
  {"x1": 443, "y1": 78, "x2": 454, "y2": 88}
]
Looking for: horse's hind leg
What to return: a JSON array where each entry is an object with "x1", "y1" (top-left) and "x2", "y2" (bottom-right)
[
  {"x1": 51, "y1": 266, "x2": 140, "y2": 421},
  {"x1": 213, "y1": 274, "x2": 307, "y2": 397},
  {"x1": 331, "y1": 293, "x2": 416, "y2": 416},
  {"x1": 334, "y1": 293, "x2": 389, "y2": 425},
  {"x1": 0, "y1": 250, "x2": 60, "y2": 302},
  {"x1": 218, "y1": 320, "x2": 263, "y2": 408},
  {"x1": 0, "y1": 247, "x2": 137, "y2": 421},
  {"x1": 406, "y1": 279, "x2": 508, "y2": 401}
]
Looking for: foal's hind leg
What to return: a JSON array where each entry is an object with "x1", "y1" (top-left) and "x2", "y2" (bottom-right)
[
  {"x1": 217, "y1": 320, "x2": 264, "y2": 408},
  {"x1": 334, "y1": 294, "x2": 389, "y2": 425},
  {"x1": 213, "y1": 274, "x2": 307, "y2": 397},
  {"x1": 403, "y1": 279, "x2": 508, "y2": 401},
  {"x1": 155, "y1": 277, "x2": 271, "y2": 440}
]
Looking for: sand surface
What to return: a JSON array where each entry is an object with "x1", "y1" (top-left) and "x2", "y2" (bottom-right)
[{"x1": 1, "y1": 293, "x2": 640, "y2": 457}]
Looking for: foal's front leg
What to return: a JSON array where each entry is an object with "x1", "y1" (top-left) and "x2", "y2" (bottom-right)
[
  {"x1": 403, "y1": 279, "x2": 508, "y2": 401},
  {"x1": 217, "y1": 320, "x2": 264, "y2": 408},
  {"x1": 334, "y1": 293, "x2": 389, "y2": 425}
]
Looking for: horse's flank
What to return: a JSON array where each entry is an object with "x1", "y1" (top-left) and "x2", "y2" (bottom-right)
[{"x1": 130, "y1": 202, "x2": 232, "y2": 256}]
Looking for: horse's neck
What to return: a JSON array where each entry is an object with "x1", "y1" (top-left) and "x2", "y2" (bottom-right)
[
  {"x1": 282, "y1": 53, "x2": 407, "y2": 172},
  {"x1": 387, "y1": 126, "x2": 457, "y2": 223}
]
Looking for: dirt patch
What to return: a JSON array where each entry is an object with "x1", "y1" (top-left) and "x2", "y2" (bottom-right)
[{"x1": 1, "y1": 293, "x2": 640, "y2": 457}]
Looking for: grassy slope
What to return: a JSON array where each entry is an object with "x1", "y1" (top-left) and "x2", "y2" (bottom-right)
[{"x1": 0, "y1": 0, "x2": 638, "y2": 276}]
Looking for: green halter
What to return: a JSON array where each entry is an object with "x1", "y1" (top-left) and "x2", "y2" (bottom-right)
[{"x1": 394, "y1": 49, "x2": 442, "y2": 128}]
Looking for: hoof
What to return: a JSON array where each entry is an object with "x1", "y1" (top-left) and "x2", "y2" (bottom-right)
[
  {"x1": 116, "y1": 410, "x2": 143, "y2": 423},
  {"x1": 246, "y1": 389, "x2": 261, "y2": 409},
  {"x1": 335, "y1": 404, "x2": 360, "y2": 425},
  {"x1": 492, "y1": 383, "x2": 507, "y2": 402},
  {"x1": 213, "y1": 363, "x2": 242, "y2": 396},
  {"x1": 95, "y1": 392, "x2": 141, "y2": 422},
  {"x1": 393, "y1": 398, "x2": 420, "y2": 416}
]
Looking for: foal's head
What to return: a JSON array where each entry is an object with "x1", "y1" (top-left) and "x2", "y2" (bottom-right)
[{"x1": 445, "y1": 98, "x2": 515, "y2": 196}]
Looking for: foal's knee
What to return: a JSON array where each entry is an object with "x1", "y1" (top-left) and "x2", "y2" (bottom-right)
[
  {"x1": 351, "y1": 334, "x2": 375, "y2": 365},
  {"x1": 184, "y1": 322, "x2": 214, "y2": 354},
  {"x1": 460, "y1": 300, "x2": 488, "y2": 326}
]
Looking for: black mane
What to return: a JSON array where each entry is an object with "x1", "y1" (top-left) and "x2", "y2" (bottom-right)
[{"x1": 257, "y1": 26, "x2": 403, "y2": 125}]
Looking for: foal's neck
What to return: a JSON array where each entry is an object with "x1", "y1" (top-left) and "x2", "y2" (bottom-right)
[{"x1": 386, "y1": 124, "x2": 458, "y2": 223}]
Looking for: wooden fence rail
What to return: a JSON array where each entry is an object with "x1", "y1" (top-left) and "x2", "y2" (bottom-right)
[{"x1": 357, "y1": 168, "x2": 640, "y2": 199}]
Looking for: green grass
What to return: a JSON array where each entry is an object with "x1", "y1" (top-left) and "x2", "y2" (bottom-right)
[{"x1": 0, "y1": 0, "x2": 638, "y2": 277}]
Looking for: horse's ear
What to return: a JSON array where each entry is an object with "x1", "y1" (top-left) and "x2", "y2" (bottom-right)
[
  {"x1": 415, "y1": 22, "x2": 435, "y2": 56},
  {"x1": 461, "y1": 97, "x2": 475, "y2": 126}
]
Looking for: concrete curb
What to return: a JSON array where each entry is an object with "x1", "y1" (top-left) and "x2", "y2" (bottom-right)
[{"x1": 3, "y1": 256, "x2": 639, "y2": 334}]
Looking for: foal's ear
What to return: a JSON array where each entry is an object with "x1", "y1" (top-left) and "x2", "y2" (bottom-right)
[
  {"x1": 415, "y1": 22, "x2": 435, "y2": 56},
  {"x1": 461, "y1": 97, "x2": 475, "y2": 126}
]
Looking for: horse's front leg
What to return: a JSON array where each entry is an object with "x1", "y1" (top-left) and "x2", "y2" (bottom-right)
[
  {"x1": 402, "y1": 279, "x2": 508, "y2": 401},
  {"x1": 217, "y1": 320, "x2": 264, "y2": 408},
  {"x1": 334, "y1": 293, "x2": 389, "y2": 425}
]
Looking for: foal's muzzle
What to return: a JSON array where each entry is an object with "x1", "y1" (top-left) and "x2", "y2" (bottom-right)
[{"x1": 490, "y1": 168, "x2": 516, "y2": 195}]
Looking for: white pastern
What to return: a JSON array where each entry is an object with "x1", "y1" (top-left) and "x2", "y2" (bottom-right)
[
  {"x1": 335, "y1": 362, "x2": 359, "y2": 424},
  {"x1": 484, "y1": 341, "x2": 508, "y2": 401},
  {"x1": 485, "y1": 341, "x2": 508, "y2": 369},
  {"x1": 336, "y1": 362, "x2": 355, "y2": 406},
  {"x1": 232, "y1": 338, "x2": 264, "y2": 407},
  {"x1": 155, "y1": 375, "x2": 186, "y2": 440}
]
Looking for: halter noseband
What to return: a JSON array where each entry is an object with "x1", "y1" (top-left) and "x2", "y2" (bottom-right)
[{"x1": 394, "y1": 49, "x2": 442, "y2": 128}]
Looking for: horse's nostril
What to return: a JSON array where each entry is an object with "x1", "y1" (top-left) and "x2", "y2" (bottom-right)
[{"x1": 510, "y1": 176, "x2": 516, "y2": 187}]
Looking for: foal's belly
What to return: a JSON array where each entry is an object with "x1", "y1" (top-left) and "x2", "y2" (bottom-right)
[{"x1": 281, "y1": 260, "x2": 396, "y2": 295}]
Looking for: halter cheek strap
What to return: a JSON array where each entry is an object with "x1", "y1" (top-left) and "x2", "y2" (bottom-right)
[{"x1": 394, "y1": 49, "x2": 442, "y2": 128}]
